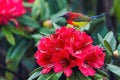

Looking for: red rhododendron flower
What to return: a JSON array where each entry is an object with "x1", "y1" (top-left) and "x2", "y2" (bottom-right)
[
  {"x1": 0, "y1": 0, "x2": 26, "y2": 26},
  {"x1": 34, "y1": 27, "x2": 105, "y2": 77},
  {"x1": 78, "y1": 45, "x2": 105, "y2": 76},
  {"x1": 51, "y1": 49, "x2": 76, "y2": 77}
]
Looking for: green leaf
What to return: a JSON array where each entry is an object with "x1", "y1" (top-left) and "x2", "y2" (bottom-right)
[
  {"x1": 32, "y1": 0, "x2": 43, "y2": 18},
  {"x1": 96, "y1": 69, "x2": 109, "y2": 77},
  {"x1": 28, "y1": 71, "x2": 41, "y2": 80},
  {"x1": 67, "y1": 73, "x2": 75, "y2": 80},
  {"x1": 50, "y1": 8, "x2": 67, "y2": 22},
  {"x1": 51, "y1": 72, "x2": 62, "y2": 80},
  {"x1": 31, "y1": 34, "x2": 43, "y2": 39},
  {"x1": 23, "y1": 2, "x2": 33, "y2": 8},
  {"x1": 107, "y1": 64, "x2": 120, "y2": 77},
  {"x1": 37, "y1": 72, "x2": 54, "y2": 80},
  {"x1": 104, "y1": 40, "x2": 113, "y2": 55},
  {"x1": 104, "y1": 31, "x2": 116, "y2": 51},
  {"x1": 6, "y1": 40, "x2": 31, "y2": 68},
  {"x1": 90, "y1": 22, "x2": 108, "y2": 44},
  {"x1": 41, "y1": 2, "x2": 50, "y2": 20},
  {"x1": 53, "y1": 23, "x2": 60, "y2": 29},
  {"x1": 5, "y1": 40, "x2": 31, "y2": 80},
  {"x1": 8, "y1": 27, "x2": 29, "y2": 38},
  {"x1": 2, "y1": 27, "x2": 15, "y2": 45},
  {"x1": 105, "y1": 54, "x2": 112, "y2": 63},
  {"x1": 39, "y1": 27, "x2": 55, "y2": 35},
  {"x1": 0, "y1": 30, "x2": 4, "y2": 40},
  {"x1": 56, "y1": 0, "x2": 68, "y2": 10},
  {"x1": 17, "y1": 15, "x2": 40, "y2": 28},
  {"x1": 37, "y1": 72, "x2": 62, "y2": 80},
  {"x1": 97, "y1": 33, "x2": 104, "y2": 46},
  {"x1": 94, "y1": 74, "x2": 103, "y2": 79},
  {"x1": 32, "y1": 0, "x2": 50, "y2": 20},
  {"x1": 29, "y1": 67, "x2": 42, "y2": 76},
  {"x1": 75, "y1": 70, "x2": 91, "y2": 80},
  {"x1": 117, "y1": 44, "x2": 120, "y2": 56}
]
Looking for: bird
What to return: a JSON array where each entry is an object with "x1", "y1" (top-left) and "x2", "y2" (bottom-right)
[{"x1": 58, "y1": 12, "x2": 108, "y2": 29}]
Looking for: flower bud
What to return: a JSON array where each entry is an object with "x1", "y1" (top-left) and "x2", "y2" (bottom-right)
[
  {"x1": 113, "y1": 50, "x2": 119, "y2": 58},
  {"x1": 43, "y1": 20, "x2": 53, "y2": 28}
]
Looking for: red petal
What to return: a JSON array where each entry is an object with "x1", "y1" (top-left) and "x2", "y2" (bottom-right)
[
  {"x1": 42, "y1": 67, "x2": 52, "y2": 74},
  {"x1": 79, "y1": 64, "x2": 96, "y2": 76},
  {"x1": 64, "y1": 67, "x2": 73, "y2": 77},
  {"x1": 54, "y1": 64, "x2": 63, "y2": 73}
]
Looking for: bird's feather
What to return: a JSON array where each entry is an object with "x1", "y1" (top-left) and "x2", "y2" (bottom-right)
[{"x1": 73, "y1": 15, "x2": 92, "y2": 22}]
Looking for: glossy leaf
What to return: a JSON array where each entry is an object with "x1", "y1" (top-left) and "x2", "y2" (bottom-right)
[
  {"x1": 2, "y1": 27, "x2": 15, "y2": 45},
  {"x1": 104, "y1": 40, "x2": 113, "y2": 55},
  {"x1": 117, "y1": 44, "x2": 120, "y2": 56},
  {"x1": 23, "y1": 2, "x2": 33, "y2": 8},
  {"x1": 8, "y1": 27, "x2": 29, "y2": 38},
  {"x1": 32, "y1": 0, "x2": 44, "y2": 18},
  {"x1": 37, "y1": 72, "x2": 61, "y2": 80},
  {"x1": 51, "y1": 72, "x2": 62, "y2": 80},
  {"x1": 28, "y1": 71, "x2": 41, "y2": 80},
  {"x1": 94, "y1": 74, "x2": 103, "y2": 79},
  {"x1": 75, "y1": 70, "x2": 91, "y2": 80},
  {"x1": 31, "y1": 34, "x2": 43, "y2": 39},
  {"x1": 96, "y1": 69, "x2": 109, "y2": 77},
  {"x1": 104, "y1": 31, "x2": 116, "y2": 51},
  {"x1": 97, "y1": 33, "x2": 104, "y2": 46},
  {"x1": 67, "y1": 72, "x2": 75, "y2": 80},
  {"x1": 17, "y1": 15, "x2": 40, "y2": 28},
  {"x1": 29, "y1": 67, "x2": 42, "y2": 76},
  {"x1": 53, "y1": 23, "x2": 60, "y2": 29},
  {"x1": 50, "y1": 8, "x2": 67, "y2": 22},
  {"x1": 32, "y1": 0, "x2": 50, "y2": 20},
  {"x1": 56, "y1": 0, "x2": 68, "y2": 10},
  {"x1": 107, "y1": 64, "x2": 120, "y2": 77}
]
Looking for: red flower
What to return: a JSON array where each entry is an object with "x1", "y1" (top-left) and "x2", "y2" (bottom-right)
[
  {"x1": 0, "y1": 0, "x2": 26, "y2": 26},
  {"x1": 51, "y1": 49, "x2": 76, "y2": 77},
  {"x1": 78, "y1": 46, "x2": 105, "y2": 76},
  {"x1": 34, "y1": 51, "x2": 53, "y2": 74},
  {"x1": 34, "y1": 27, "x2": 105, "y2": 77}
]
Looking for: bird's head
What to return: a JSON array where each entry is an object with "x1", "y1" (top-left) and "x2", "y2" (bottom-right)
[{"x1": 58, "y1": 12, "x2": 81, "y2": 20}]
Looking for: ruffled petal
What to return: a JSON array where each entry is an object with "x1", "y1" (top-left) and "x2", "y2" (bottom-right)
[
  {"x1": 64, "y1": 67, "x2": 73, "y2": 77},
  {"x1": 42, "y1": 67, "x2": 52, "y2": 74},
  {"x1": 79, "y1": 64, "x2": 96, "y2": 76}
]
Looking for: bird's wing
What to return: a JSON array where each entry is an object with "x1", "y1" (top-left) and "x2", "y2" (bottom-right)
[{"x1": 73, "y1": 15, "x2": 92, "y2": 22}]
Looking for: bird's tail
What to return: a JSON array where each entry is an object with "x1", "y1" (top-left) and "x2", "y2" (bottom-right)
[{"x1": 90, "y1": 13, "x2": 109, "y2": 20}]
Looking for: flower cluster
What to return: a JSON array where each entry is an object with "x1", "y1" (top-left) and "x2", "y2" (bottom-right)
[
  {"x1": 34, "y1": 27, "x2": 105, "y2": 77},
  {"x1": 0, "y1": 0, "x2": 26, "y2": 25}
]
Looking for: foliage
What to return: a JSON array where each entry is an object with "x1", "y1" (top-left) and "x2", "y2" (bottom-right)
[{"x1": 0, "y1": 0, "x2": 120, "y2": 80}]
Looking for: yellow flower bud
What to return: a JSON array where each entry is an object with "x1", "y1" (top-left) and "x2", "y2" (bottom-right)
[
  {"x1": 113, "y1": 50, "x2": 119, "y2": 58},
  {"x1": 43, "y1": 20, "x2": 53, "y2": 28}
]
